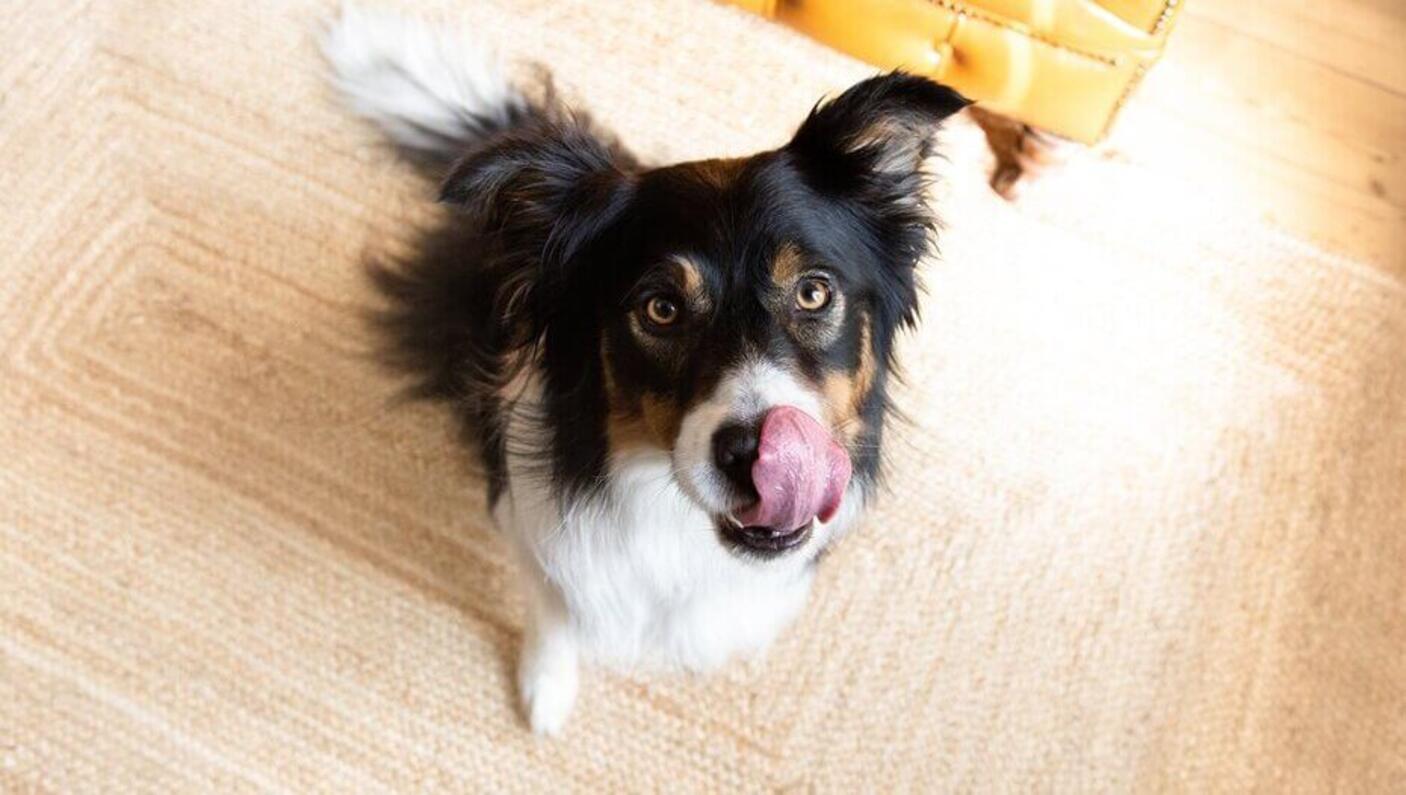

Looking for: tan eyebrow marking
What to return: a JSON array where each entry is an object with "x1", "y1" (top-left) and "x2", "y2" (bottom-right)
[
  {"x1": 670, "y1": 256, "x2": 712, "y2": 311},
  {"x1": 771, "y1": 242, "x2": 805, "y2": 289}
]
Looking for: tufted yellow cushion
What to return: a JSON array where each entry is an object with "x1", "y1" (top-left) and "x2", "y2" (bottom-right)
[{"x1": 724, "y1": 0, "x2": 1182, "y2": 142}]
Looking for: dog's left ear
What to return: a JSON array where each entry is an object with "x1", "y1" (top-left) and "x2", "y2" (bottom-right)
[
  {"x1": 786, "y1": 74, "x2": 968, "y2": 330},
  {"x1": 785, "y1": 72, "x2": 968, "y2": 207}
]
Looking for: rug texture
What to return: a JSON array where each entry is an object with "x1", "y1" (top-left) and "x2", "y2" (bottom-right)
[{"x1": 2, "y1": 0, "x2": 1403, "y2": 791}]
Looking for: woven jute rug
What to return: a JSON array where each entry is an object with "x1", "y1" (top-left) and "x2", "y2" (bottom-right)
[{"x1": 3, "y1": 0, "x2": 1403, "y2": 790}]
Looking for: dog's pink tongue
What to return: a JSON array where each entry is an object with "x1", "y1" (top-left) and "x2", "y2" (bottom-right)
[{"x1": 736, "y1": 406, "x2": 852, "y2": 531}]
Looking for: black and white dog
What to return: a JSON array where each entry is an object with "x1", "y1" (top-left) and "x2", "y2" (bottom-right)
[{"x1": 325, "y1": 5, "x2": 967, "y2": 734}]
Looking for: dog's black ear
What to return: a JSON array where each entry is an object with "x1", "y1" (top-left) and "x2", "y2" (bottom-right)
[
  {"x1": 439, "y1": 121, "x2": 634, "y2": 339},
  {"x1": 440, "y1": 121, "x2": 633, "y2": 276},
  {"x1": 785, "y1": 72, "x2": 968, "y2": 201},
  {"x1": 786, "y1": 74, "x2": 968, "y2": 331}
]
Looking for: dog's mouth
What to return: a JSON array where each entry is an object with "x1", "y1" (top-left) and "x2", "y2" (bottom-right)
[
  {"x1": 714, "y1": 513, "x2": 813, "y2": 558},
  {"x1": 697, "y1": 405, "x2": 853, "y2": 560}
]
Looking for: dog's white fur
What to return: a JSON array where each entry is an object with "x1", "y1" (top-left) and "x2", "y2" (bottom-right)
[
  {"x1": 496, "y1": 364, "x2": 861, "y2": 734},
  {"x1": 325, "y1": 6, "x2": 861, "y2": 735}
]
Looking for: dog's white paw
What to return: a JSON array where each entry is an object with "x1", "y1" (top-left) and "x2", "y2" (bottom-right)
[{"x1": 518, "y1": 641, "x2": 578, "y2": 736}]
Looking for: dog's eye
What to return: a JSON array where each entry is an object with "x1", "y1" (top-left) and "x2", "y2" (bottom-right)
[
  {"x1": 795, "y1": 278, "x2": 832, "y2": 312},
  {"x1": 642, "y1": 295, "x2": 681, "y2": 327}
]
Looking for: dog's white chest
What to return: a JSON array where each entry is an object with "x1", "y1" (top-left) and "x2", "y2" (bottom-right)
[{"x1": 497, "y1": 451, "x2": 814, "y2": 671}]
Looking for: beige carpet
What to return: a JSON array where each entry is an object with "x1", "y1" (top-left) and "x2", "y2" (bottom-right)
[{"x1": 3, "y1": 0, "x2": 1404, "y2": 790}]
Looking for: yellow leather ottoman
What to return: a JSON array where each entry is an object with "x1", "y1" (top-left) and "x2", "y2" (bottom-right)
[{"x1": 724, "y1": 0, "x2": 1183, "y2": 145}]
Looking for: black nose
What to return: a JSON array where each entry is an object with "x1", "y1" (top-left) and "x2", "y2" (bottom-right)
[{"x1": 711, "y1": 421, "x2": 760, "y2": 498}]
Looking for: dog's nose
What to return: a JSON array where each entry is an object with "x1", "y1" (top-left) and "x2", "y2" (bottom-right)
[{"x1": 711, "y1": 421, "x2": 760, "y2": 497}]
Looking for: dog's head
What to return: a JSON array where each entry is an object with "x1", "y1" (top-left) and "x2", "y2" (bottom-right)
[{"x1": 443, "y1": 73, "x2": 967, "y2": 557}]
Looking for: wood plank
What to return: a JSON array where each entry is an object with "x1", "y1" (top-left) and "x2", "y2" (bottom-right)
[
  {"x1": 1186, "y1": 0, "x2": 1406, "y2": 97},
  {"x1": 1105, "y1": 11, "x2": 1406, "y2": 273}
]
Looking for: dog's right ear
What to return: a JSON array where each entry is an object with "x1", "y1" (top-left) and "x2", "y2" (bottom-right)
[
  {"x1": 439, "y1": 122, "x2": 634, "y2": 276},
  {"x1": 439, "y1": 121, "x2": 634, "y2": 340}
]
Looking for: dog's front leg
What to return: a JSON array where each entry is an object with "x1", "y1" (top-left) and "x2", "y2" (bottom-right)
[{"x1": 516, "y1": 572, "x2": 579, "y2": 736}]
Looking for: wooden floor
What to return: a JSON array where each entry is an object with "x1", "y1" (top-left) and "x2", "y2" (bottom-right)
[{"x1": 1104, "y1": 0, "x2": 1406, "y2": 274}]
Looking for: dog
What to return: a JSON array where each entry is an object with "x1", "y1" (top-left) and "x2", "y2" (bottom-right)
[{"x1": 324, "y1": 4, "x2": 967, "y2": 735}]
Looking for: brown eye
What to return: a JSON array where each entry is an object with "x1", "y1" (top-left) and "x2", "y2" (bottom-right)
[
  {"x1": 643, "y1": 295, "x2": 681, "y2": 327},
  {"x1": 795, "y1": 277, "x2": 832, "y2": 312}
]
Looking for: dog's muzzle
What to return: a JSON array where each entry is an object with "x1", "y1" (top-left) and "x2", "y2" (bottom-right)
[{"x1": 709, "y1": 405, "x2": 851, "y2": 557}]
